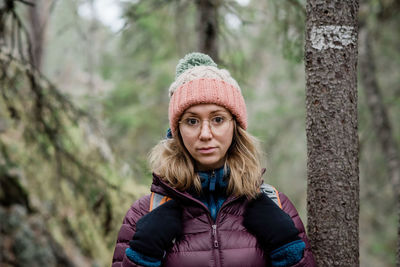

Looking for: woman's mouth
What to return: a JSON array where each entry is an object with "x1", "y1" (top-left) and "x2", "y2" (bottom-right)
[{"x1": 197, "y1": 147, "x2": 216, "y2": 154}]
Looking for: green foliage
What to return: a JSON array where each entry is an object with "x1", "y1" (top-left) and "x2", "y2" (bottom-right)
[
  {"x1": 1, "y1": 3, "x2": 147, "y2": 265},
  {"x1": 268, "y1": 0, "x2": 306, "y2": 62}
]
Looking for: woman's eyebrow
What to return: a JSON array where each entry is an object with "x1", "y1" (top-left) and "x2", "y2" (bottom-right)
[
  {"x1": 181, "y1": 112, "x2": 198, "y2": 116},
  {"x1": 182, "y1": 109, "x2": 229, "y2": 116},
  {"x1": 210, "y1": 110, "x2": 229, "y2": 114}
]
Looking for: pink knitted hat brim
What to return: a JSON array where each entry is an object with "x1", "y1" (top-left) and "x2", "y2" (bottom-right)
[{"x1": 169, "y1": 78, "x2": 247, "y2": 136}]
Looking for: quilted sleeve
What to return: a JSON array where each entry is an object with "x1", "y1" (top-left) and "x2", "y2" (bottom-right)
[
  {"x1": 279, "y1": 193, "x2": 317, "y2": 267},
  {"x1": 111, "y1": 194, "x2": 151, "y2": 267}
]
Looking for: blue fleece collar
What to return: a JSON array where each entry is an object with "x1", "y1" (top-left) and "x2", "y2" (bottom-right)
[
  {"x1": 198, "y1": 166, "x2": 229, "y2": 193},
  {"x1": 196, "y1": 166, "x2": 230, "y2": 221}
]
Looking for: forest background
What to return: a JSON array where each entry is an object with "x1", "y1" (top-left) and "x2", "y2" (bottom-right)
[{"x1": 0, "y1": 0, "x2": 399, "y2": 266}]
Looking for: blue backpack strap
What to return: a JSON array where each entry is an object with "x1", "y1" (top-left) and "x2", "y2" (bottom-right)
[
  {"x1": 260, "y1": 183, "x2": 282, "y2": 209},
  {"x1": 149, "y1": 192, "x2": 172, "y2": 211}
]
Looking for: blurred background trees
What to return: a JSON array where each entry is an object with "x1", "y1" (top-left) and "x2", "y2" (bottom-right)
[{"x1": 0, "y1": 0, "x2": 399, "y2": 266}]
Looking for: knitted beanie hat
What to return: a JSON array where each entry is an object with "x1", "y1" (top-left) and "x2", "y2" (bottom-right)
[{"x1": 168, "y1": 52, "x2": 247, "y2": 136}]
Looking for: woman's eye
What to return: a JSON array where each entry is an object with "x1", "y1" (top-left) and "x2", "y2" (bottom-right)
[
  {"x1": 212, "y1": 116, "x2": 225, "y2": 124},
  {"x1": 186, "y1": 118, "x2": 199, "y2": 126}
]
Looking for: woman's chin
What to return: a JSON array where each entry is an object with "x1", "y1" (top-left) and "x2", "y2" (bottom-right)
[{"x1": 195, "y1": 158, "x2": 224, "y2": 171}]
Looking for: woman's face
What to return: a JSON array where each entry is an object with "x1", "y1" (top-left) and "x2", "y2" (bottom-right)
[{"x1": 179, "y1": 104, "x2": 234, "y2": 171}]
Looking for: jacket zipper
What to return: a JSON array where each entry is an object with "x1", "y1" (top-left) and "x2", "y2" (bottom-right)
[
  {"x1": 212, "y1": 224, "x2": 219, "y2": 248},
  {"x1": 211, "y1": 197, "x2": 243, "y2": 267},
  {"x1": 211, "y1": 224, "x2": 221, "y2": 266}
]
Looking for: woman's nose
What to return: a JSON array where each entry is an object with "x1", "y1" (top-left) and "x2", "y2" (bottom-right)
[{"x1": 199, "y1": 120, "x2": 212, "y2": 140}]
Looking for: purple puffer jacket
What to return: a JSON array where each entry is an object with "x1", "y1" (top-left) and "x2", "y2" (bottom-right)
[{"x1": 112, "y1": 174, "x2": 316, "y2": 267}]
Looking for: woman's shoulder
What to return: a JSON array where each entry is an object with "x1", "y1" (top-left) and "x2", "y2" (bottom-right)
[
  {"x1": 276, "y1": 191, "x2": 299, "y2": 215},
  {"x1": 122, "y1": 194, "x2": 152, "y2": 225},
  {"x1": 260, "y1": 183, "x2": 304, "y2": 224},
  {"x1": 260, "y1": 183, "x2": 299, "y2": 213},
  {"x1": 275, "y1": 191, "x2": 306, "y2": 234}
]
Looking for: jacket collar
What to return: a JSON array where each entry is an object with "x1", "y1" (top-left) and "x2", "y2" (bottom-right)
[
  {"x1": 151, "y1": 173, "x2": 205, "y2": 205},
  {"x1": 150, "y1": 168, "x2": 266, "y2": 208},
  {"x1": 198, "y1": 166, "x2": 229, "y2": 193},
  {"x1": 151, "y1": 173, "x2": 238, "y2": 210}
]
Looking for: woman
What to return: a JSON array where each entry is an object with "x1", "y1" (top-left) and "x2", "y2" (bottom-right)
[{"x1": 112, "y1": 53, "x2": 316, "y2": 267}]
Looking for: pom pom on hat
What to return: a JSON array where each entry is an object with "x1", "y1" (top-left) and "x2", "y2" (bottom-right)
[
  {"x1": 175, "y1": 52, "x2": 217, "y2": 78},
  {"x1": 168, "y1": 52, "x2": 247, "y2": 136},
  {"x1": 169, "y1": 53, "x2": 241, "y2": 98}
]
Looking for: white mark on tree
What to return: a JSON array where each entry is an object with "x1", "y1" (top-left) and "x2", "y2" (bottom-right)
[{"x1": 310, "y1": 26, "x2": 356, "y2": 50}]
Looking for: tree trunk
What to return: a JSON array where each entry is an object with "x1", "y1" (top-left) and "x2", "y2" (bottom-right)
[
  {"x1": 195, "y1": 0, "x2": 219, "y2": 62},
  {"x1": 28, "y1": 0, "x2": 51, "y2": 71},
  {"x1": 305, "y1": 1, "x2": 360, "y2": 266},
  {"x1": 359, "y1": 28, "x2": 400, "y2": 267}
]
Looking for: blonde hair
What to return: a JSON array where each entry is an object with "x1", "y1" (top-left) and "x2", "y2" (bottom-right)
[{"x1": 148, "y1": 121, "x2": 263, "y2": 199}]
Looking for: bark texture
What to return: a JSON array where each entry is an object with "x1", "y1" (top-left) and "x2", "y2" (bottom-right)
[
  {"x1": 28, "y1": 0, "x2": 51, "y2": 71},
  {"x1": 195, "y1": 0, "x2": 219, "y2": 62},
  {"x1": 359, "y1": 28, "x2": 400, "y2": 267},
  {"x1": 305, "y1": 1, "x2": 360, "y2": 266}
]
